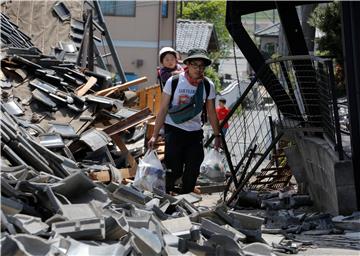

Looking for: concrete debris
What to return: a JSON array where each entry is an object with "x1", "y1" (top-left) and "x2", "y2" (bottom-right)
[
  {"x1": 52, "y1": 218, "x2": 106, "y2": 240},
  {"x1": 162, "y1": 216, "x2": 192, "y2": 237},
  {"x1": 1, "y1": 4, "x2": 358, "y2": 256},
  {"x1": 332, "y1": 212, "x2": 360, "y2": 231},
  {"x1": 9, "y1": 213, "x2": 49, "y2": 235},
  {"x1": 131, "y1": 227, "x2": 162, "y2": 255}
]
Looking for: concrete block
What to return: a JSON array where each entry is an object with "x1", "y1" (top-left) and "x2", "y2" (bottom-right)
[
  {"x1": 59, "y1": 203, "x2": 99, "y2": 220},
  {"x1": 131, "y1": 228, "x2": 162, "y2": 256},
  {"x1": 52, "y1": 217, "x2": 105, "y2": 240},
  {"x1": 45, "y1": 214, "x2": 68, "y2": 225},
  {"x1": 105, "y1": 215, "x2": 129, "y2": 240},
  {"x1": 223, "y1": 224, "x2": 246, "y2": 241},
  {"x1": 1, "y1": 196, "x2": 23, "y2": 215},
  {"x1": 1, "y1": 211, "x2": 16, "y2": 234},
  {"x1": 152, "y1": 205, "x2": 168, "y2": 220},
  {"x1": 145, "y1": 198, "x2": 160, "y2": 209},
  {"x1": 126, "y1": 215, "x2": 151, "y2": 229},
  {"x1": 228, "y1": 210, "x2": 264, "y2": 230},
  {"x1": 163, "y1": 234, "x2": 179, "y2": 247},
  {"x1": 159, "y1": 199, "x2": 171, "y2": 212},
  {"x1": 112, "y1": 185, "x2": 149, "y2": 206},
  {"x1": 262, "y1": 233, "x2": 285, "y2": 246},
  {"x1": 201, "y1": 218, "x2": 240, "y2": 241},
  {"x1": 10, "y1": 214, "x2": 49, "y2": 235},
  {"x1": 148, "y1": 216, "x2": 165, "y2": 238},
  {"x1": 2, "y1": 234, "x2": 62, "y2": 256},
  {"x1": 51, "y1": 172, "x2": 95, "y2": 198},
  {"x1": 190, "y1": 225, "x2": 201, "y2": 241},
  {"x1": 179, "y1": 199, "x2": 199, "y2": 214},
  {"x1": 56, "y1": 236, "x2": 131, "y2": 256},
  {"x1": 204, "y1": 234, "x2": 241, "y2": 254},
  {"x1": 162, "y1": 216, "x2": 192, "y2": 237}
]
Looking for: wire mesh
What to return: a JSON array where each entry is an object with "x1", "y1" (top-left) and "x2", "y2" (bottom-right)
[{"x1": 207, "y1": 56, "x2": 345, "y2": 202}]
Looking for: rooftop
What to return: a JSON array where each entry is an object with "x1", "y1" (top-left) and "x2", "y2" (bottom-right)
[
  {"x1": 176, "y1": 19, "x2": 219, "y2": 54},
  {"x1": 254, "y1": 22, "x2": 280, "y2": 37}
]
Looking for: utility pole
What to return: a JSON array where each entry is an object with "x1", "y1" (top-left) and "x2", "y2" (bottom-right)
[
  {"x1": 179, "y1": 1, "x2": 183, "y2": 18},
  {"x1": 254, "y1": 12, "x2": 257, "y2": 33},
  {"x1": 273, "y1": 9, "x2": 276, "y2": 23}
]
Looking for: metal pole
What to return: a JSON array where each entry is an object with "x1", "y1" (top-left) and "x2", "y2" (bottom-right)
[
  {"x1": 227, "y1": 132, "x2": 283, "y2": 206},
  {"x1": 326, "y1": 60, "x2": 344, "y2": 160},
  {"x1": 341, "y1": 1, "x2": 360, "y2": 209},
  {"x1": 220, "y1": 132, "x2": 239, "y2": 188},
  {"x1": 88, "y1": 10, "x2": 94, "y2": 71},
  {"x1": 93, "y1": 0, "x2": 127, "y2": 83},
  {"x1": 269, "y1": 116, "x2": 279, "y2": 167}
]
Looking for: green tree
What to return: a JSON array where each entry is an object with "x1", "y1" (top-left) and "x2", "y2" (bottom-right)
[
  {"x1": 309, "y1": 2, "x2": 345, "y2": 95},
  {"x1": 205, "y1": 66, "x2": 221, "y2": 92},
  {"x1": 308, "y1": 2, "x2": 342, "y2": 64},
  {"x1": 178, "y1": 1, "x2": 230, "y2": 57}
]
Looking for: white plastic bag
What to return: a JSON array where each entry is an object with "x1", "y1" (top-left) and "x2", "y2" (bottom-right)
[
  {"x1": 200, "y1": 149, "x2": 225, "y2": 181},
  {"x1": 133, "y1": 150, "x2": 165, "y2": 192}
]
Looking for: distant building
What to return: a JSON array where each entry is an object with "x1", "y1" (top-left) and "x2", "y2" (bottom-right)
[
  {"x1": 254, "y1": 22, "x2": 280, "y2": 59},
  {"x1": 176, "y1": 19, "x2": 219, "y2": 60},
  {"x1": 99, "y1": 1, "x2": 177, "y2": 87}
]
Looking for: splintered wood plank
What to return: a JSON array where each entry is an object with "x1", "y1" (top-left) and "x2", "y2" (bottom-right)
[
  {"x1": 138, "y1": 89, "x2": 147, "y2": 109},
  {"x1": 102, "y1": 108, "x2": 153, "y2": 136},
  {"x1": 111, "y1": 134, "x2": 137, "y2": 177},
  {"x1": 95, "y1": 76, "x2": 147, "y2": 96},
  {"x1": 147, "y1": 88, "x2": 155, "y2": 113},
  {"x1": 76, "y1": 76, "x2": 97, "y2": 96},
  {"x1": 153, "y1": 86, "x2": 162, "y2": 115}
]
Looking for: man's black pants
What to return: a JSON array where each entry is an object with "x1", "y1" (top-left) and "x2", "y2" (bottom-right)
[{"x1": 164, "y1": 124, "x2": 204, "y2": 194}]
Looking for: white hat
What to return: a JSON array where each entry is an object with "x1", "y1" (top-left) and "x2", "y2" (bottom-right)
[{"x1": 159, "y1": 47, "x2": 176, "y2": 63}]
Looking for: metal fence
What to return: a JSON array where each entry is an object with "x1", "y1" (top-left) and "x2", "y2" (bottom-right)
[{"x1": 205, "y1": 55, "x2": 345, "y2": 205}]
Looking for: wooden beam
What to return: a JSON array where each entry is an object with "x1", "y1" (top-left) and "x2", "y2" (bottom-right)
[
  {"x1": 102, "y1": 108, "x2": 153, "y2": 136},
  {"x1": 111, "y1": 134, "x2": 137, "y2": 177},
  {"x1": 95, "y1": 76, "x2": 147, "y2": 96}
]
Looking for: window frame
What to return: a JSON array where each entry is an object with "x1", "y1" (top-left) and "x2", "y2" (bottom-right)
[
  {"x1": 161, "y1": 0, "x2": 168, "y2": 18},
  {"x1": 99, "y1": 1, "x2": 136, "y2": 17}
]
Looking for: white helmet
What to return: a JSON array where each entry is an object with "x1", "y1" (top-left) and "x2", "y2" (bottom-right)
[{"x1": 159, "y1": 47, "x2": 176, "y2": 63}]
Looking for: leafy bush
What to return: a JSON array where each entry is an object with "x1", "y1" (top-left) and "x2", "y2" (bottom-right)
[{"x1": 205, "y1": 66, "x2": 221, "y2": 93}]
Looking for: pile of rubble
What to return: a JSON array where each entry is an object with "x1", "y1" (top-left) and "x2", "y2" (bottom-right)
[
  {"x1": 233, "y1": 189, "x2": 360, "y2": 252},
  {"x1": 2, "y1": 174, "x2": 276, "y2": 256},
  {"x1": 2, "y1": 5, "x2": 359, "y2": 256},
  {"x1": 0, "y1": 9, "x2": 272, "y2": 256}
]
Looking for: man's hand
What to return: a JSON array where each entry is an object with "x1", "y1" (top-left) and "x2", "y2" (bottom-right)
[
  {"x1": 147, "y1": 136, "x2": 158, "y2": 149},
  {"x1": 214, "y1": 136, "x2": 221, "y2": 150}
]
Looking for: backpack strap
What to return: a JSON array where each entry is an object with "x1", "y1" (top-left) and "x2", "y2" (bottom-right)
[
  {"x1": 203, "y1": 77, "x2": 210, "y2": 100},
  {"x1": 157, "y1": 67, "x2": 164, "y2": 91},
  {"x1": 201, "y1": 77, "x2": 211, "y2": 126},
  {"x1": 170, "y1": 74, "x2": 180, "y2": 106}
]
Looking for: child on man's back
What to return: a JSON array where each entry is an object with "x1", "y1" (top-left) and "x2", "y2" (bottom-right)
[{"x1": 158, "y1": 47, "x2": 184, "y2": 87}]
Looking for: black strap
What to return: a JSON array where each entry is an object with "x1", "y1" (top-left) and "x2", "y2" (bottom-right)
[
  {"x1": 203, "y1": 78, "x2": 210, "y2": 100},
  {"x1": 170, "y1": 74, "x2": 179, "y2": 104},
  {"x1": 157, "y1": 67, "x2": 164, "y2": 92}
]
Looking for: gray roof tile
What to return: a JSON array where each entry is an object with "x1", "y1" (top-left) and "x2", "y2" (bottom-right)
[{"x1": 176, "y1": 19, "x2": 216, "y2": 54}]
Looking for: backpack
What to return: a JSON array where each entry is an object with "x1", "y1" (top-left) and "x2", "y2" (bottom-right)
[
  {"x1": 156, "y1": 67, "x2": 164, "y2": 92},
  {"x1": 170, "y1": 75, "x2": 210, "y2": 125}
]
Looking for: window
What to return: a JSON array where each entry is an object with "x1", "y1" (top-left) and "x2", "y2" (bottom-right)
[
  {"x1": 99, "y1": 1, "x2": 136, "y2": 17},
  {"x1": 161, "y1": 0, "x2": 168, "y2": 18}
]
